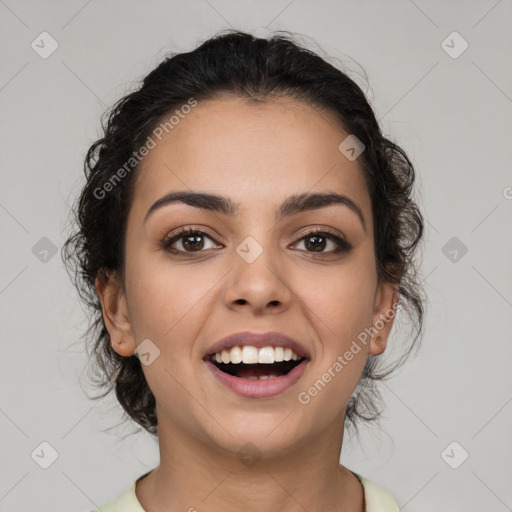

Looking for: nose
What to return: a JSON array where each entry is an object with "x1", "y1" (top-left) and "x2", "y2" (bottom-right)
[{"x1": 222, "y1": 240, "x2": 292, "y2": 315}]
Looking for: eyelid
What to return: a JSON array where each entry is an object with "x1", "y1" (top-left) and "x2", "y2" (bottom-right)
[
  {"x1": 294, "y1": 225, "x2": 346, "y2": 240},
  {"x1": 161, "y1": 225, "x2": 352, "y2": 255},
  {"x1": 291, "y1": 228, "x2": 353, "y2": 252},
  {"x1": 163, "y1": 225, "x2": 222, "y2": 241},
  {"x1": 161, "y1": 227, "x2": 223, "y2": 250}
]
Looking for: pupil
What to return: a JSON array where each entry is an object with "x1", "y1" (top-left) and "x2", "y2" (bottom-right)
[
  {"x1": 306, "y1": 235, "x2": 325, "y2": 252},
  {"x1": 184, "y1": 234, "x2": 203, "y2": 251}
]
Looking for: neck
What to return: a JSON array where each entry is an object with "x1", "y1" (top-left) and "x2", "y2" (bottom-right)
[{"x1": 136, "y1": 411, "x2": 364, "y2": 512}]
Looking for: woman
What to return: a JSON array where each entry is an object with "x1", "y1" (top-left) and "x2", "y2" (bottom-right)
[{"x1": 63, "y1": 29, "x2": 425, "y2": 512}]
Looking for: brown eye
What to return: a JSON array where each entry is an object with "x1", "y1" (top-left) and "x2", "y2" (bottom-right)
[
  {"x1": 304, "y1": 234, "x2": 328, "y2": 252},
  {"x1": 161, "y1": 229, "x2": 221, "y2": 253},
  {"x1": 294, "y1": 230, "x2": 353, "y2": 254}
]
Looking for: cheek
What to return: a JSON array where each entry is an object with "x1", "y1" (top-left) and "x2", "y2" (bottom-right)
[
  {"x1": 124, "y1": 254, "x2": 217, "y2": 425},
  {"x1": 298, "y1": 285, "x2": 373, "y2": 421},
  {"x1": 297, "y1": 250, "x2": 376, "y2": 404},
  {"x1": 125, "y1": 249, "x2": 217, "y2": 343},
  {"x1": 304, "y1": 253, "x2": 377, "y2": 345}
]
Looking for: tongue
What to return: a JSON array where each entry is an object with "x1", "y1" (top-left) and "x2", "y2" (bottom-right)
[{"x1": 235, "y1": 366, "x2": 282, "y2": 379}]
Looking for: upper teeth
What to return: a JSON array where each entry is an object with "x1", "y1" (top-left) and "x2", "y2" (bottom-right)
[{"x1": 213, "y1": 346, "x2": 301, "y2": 364}]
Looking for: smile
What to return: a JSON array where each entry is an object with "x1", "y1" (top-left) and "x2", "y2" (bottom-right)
[{"x1": 204, "y1": 345, "x2": 309, "y2": 398}]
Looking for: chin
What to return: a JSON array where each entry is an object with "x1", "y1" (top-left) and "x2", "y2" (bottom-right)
[{"x1": 196, "y1": 406, "x2": 314, "y2": 462}]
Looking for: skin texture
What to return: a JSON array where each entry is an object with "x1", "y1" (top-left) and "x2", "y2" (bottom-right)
[{"x1": 96, "y1": 96, "x2": 398, "y2": 512}]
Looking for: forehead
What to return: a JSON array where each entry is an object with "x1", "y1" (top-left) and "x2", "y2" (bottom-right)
[{"x1": 131, "y1": 96, "x2": 371, "y2": 222}]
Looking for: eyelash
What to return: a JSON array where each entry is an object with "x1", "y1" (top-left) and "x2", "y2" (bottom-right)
[{"x1": 161, "y1": 227, "x2": 353, "y2": 256}]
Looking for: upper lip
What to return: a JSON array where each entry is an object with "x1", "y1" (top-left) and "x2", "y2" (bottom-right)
[{"x1": 204, "y1": 331, "x2": 310, "y2": 359}]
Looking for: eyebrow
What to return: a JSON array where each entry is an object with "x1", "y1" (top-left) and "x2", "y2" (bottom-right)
[{"x1": 144, "y1": 190, "x2": 366, "y2": 231}]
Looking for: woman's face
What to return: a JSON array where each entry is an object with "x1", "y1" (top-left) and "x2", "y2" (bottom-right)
[{"x1": 98, "y1": 95, "x2": 397, "y2": 456}]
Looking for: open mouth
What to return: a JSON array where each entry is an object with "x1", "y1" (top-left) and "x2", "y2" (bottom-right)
[
  {"x1": 204, "y1": 345, "x2": 309, "y2": 398},
  {"x1": 206, "y1": 346, "x2": 307, "y2": 380},
  {"x1": 209, "y1": 358, "x2": 305, "y2": 379}
]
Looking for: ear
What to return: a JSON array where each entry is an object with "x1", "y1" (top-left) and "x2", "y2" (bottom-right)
[
  {"x1": 95, "y1": 269, "x2": 137, "y2": 357},
  {"x1": 368, "y1": 280, "x2": 400, "y2": 356}
]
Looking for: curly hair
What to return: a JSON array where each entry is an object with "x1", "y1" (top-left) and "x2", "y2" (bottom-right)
[{"x1": 62, "y1": 29, "x2": 426, "y2": 439}]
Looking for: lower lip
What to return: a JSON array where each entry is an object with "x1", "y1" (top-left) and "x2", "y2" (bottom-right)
[{"x1": 204, "y1": 359, "x2": 308, "y2": 398}]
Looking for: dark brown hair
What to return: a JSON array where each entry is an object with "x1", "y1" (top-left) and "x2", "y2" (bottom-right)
[{"x1": 62, "y1": 29, "x2": 425, "y2": 438}]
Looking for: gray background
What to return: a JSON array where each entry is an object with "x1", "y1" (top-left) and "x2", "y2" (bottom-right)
[{"x1": 1, "y1": 1, "x2": 511, "y2": 511}]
